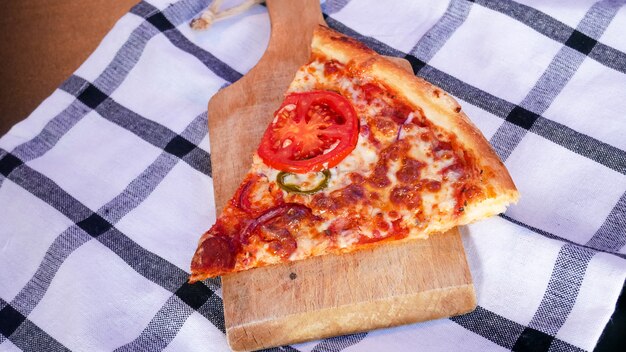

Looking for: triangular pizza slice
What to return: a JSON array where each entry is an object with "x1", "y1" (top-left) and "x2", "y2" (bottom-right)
[{"x1": 190, "y1": 26, "x2": 519, "y2": 282}]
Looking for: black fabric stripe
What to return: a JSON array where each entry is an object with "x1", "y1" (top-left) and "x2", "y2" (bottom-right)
[
  {"x1": 164, "y1": 135, "x2": 197, "y2": 159},
  {"x1": 450, "y1": 306, "x2": 524, "y2": 349},
  {"x1": 61, "y1": 76, "x2": 212, "y2": 177},
  {"x1": 113, "y1": 295, "x2": 193, "y2": 352},
  {"x1": 162, "y1": 29, "x2": 243, "y2": 83},
  {"x1": 409, "y1": 0, "x2": 474, "y2": 63},
  {"x1": 146, "y1": 12, "x2": 175, "y2": 32},
  {"x1": 0, "y1": 153, "x2": 24, "y2": 177},
  {"x1": 261, "y1": 346, "x2": 301, "y2": 352},
  {"x1": 325, "y1": 17, "x2": 626, "y2": 175},
  {"x1": 549, "y1": 338, "x2": 585, "y2": 352},
  {"x1": 196, "y1": 293, "x2": 226, "y2": 334},
  {"x1": 131, "y1": 1, "x2": 243, "y2": 83},
  {"x1": 450, "y1": 306, "x2": 582, "y2": 351},
  {"x1": 77, "y1": 83, "x2": 109, "y2": 109},
  {"x1": 565, "y1": 30, "x2": 597, "y2": 55},
  {"x1": 311, "y1": 333, "x2": 368, "y2": 352},
  {"x1": 499, "y1": 214, "x2": 626, "y2": 260},
  {"x1": 325, "y1": 17, "x2": 404, "y2": 57},
  {"x1": 59, "y1": 75, "x2": 89, "y2": 96},
  {"x1": 93, "y1": 97, "x2": 179, "y2": 149},
  {"x1": 0, "y1": 149, "x2": 224, "y2": 333},
  {"x1": 0, "y1": 304, "x2": 26, "y2": 338},
  {"x1": 98, "y1": 228, "x2": 192, "y2": 293},
  {"x1": 95, "y1": 98, "x2": 213, "y2": 176},
  {"x1": 5, "y1": 153, "x2": 93, "y2": 223},
  {"x1": 8, "y1": 318, "x2": 71, "y2": 352},
  {"x1": 0, "y1": 299, "x2": 70, "y2": 351},
  {"x1": 174, "y1": 281, "x2": 214, "y2": 311},
  {"x1": 513, "y1": 327, "x2": 554, "y2": 352},
  {"x1": 97, "y1": 229, "x2": 225, "y2": 331},
  {"x1": 486, "y1": 0, "x2": 619, "y2": 163},
  {"x1": 322, "y1": 0, "x2": 351, "y2": 15},
  {"x1": 529, "y1": 117, "x2": 626, "y2": 175},
  {"x1": 182, "y1": 147, "x2": 213, "y2": 177},
  {"x1": 417, "y1": 64, "x2": 516, "y2": 118},
  {"x1": 524, "y1": 244, "x2": 595, "y2": 337},
  {"x1": 474, "y1": 0, "x2": 626, "y2": 74},
  {"x1": 129, "y1": 0, "x2": 159, "y2": 19},
  {"x1": 403, "y1": 54, "x2": 427, "y2": 74},
  {"x1": 589, "y1": 42, "x2": 626, "y2": 74},
  {"x1": 1, "y1": 112, "x2": 212, "y2": 351},
  {"x1": 116, "y1": 278, "x2": 224, "y2": 351},
  {"x1": 474, "y1": 0, "x2": 572, "y2": 43},
  {"x1": 76, "y1": 213, "x2": 114, "y2": 238},
  {"x1": 506, "y1": 106, "x2": 541, "y2": 130},
  {"x1": 586, "y1": 191, "x2": 626, "y2": 253}
]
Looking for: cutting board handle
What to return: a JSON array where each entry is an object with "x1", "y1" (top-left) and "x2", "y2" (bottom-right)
[
  {"x1": 265, "y1": 0, "x2": 326, "y2": 56},
  {"x1": 207, "y1": 0, "x2": 326, "y2": 212}
]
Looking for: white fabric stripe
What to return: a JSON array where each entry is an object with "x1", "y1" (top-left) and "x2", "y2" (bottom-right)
[
  {"x1": 0, "y1": 0, "x2": 194, "y2": 188},
  {"x1": 311, "y1": 333, "x2": 367, "y2": 352},
  {"x1": 475, "y1": 0, "x2": 626, "y2": 74},
  {"x1": 6, "y1": 112, "x2": 205, "y2": 318},
  {"x1": 1, "y1": 1, "x2": 625, "y2": 351},
  {"x1": 527, "y1": 244, "x2": 596, "y2": 336},
  {"x1": 585, "y1": 191, "x2": 626, "y2": 253},
  {"x1": 409, "y1": 0, "x2": 473, "y2": 63},
  {"x1": 325, "y1": 3, "x2": 474, "y2": 349},
  {"x1": 114, "y1": 295, "x2": 195, "y2": 351},
  {"x1": 489, "y1": 0, "x2": 621, "y2": 161}
]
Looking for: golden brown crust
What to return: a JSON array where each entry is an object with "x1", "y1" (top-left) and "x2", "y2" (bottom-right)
[
  {"x1": 191, "y1": 26, "x2": 520, "y2": 282},
  {"x1": 312, "y1": 25, "x2": 519, "y2": 221}
]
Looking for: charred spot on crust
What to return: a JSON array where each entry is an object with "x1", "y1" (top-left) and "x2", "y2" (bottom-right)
[{"x1": 289, "y1": 272, "x2": 297, "y2": 280}]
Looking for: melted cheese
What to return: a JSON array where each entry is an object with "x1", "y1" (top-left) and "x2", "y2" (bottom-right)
[{"x1": 245, "y1": 58, "x2": 480, "y2": 264}]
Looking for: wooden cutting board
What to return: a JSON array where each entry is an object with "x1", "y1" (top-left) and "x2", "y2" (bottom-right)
[{"x1": 207, "y1": 1, "x2": 476, "y2": 350}]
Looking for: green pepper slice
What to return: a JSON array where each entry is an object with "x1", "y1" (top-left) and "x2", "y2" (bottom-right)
[{"x1": 277, "y1": 170, "x2": 331, "y2": 194}]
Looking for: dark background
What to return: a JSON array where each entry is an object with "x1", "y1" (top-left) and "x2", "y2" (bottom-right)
[
  {"x1": 0, "y1": 1, "x2": 623, "y2": 351},
  {"x1": 0, "y1": 0, "x2": 137, "y2": 136}
]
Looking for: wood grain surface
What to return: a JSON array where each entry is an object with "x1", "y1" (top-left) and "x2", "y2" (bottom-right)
[
  {"x1": 208, "y1": 0, "x2": 324, "y2": 213},
  {"x1": 223, "y1": 229, "x2": 475, "y2": 351},
  {"x1": 207, "y1": 1, "x2": 476, "y2": 350}
]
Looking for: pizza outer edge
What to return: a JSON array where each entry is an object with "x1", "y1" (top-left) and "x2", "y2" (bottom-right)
[
  {"x1": 312, "y1": 25, "x2": 519, "y2": 225},
  {"x1": 189, "y1": 26, "x2": 520, "y2": 282}
]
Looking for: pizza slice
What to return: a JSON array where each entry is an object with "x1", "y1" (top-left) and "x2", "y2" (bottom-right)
[{"x1": 189, "y1": 26, "x2": 519, "y2": 282}]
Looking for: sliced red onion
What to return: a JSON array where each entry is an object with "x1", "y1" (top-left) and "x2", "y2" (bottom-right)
[
  {"x1": 396, "y1": 112, "x2": 415, "y2": 141},
  {"x1": 239, "y1": 203, "x2": 312, "y2": 243},
  {"x1": 237, "y1": 179, "x2": 255, "y2": 213}
]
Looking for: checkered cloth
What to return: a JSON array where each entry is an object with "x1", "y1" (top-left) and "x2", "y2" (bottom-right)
[{"x1": 1, "y1": 0, "x2": 625, "y2": 351}]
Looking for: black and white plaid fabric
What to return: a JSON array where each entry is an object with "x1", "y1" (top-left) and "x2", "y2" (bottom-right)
[{"x1": 1, "y1": 0, "x2": 625, "y2": 351}]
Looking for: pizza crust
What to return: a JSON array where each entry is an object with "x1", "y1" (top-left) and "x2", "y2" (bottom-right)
[{"x1": 312, "y1": 25, "x2": 519, "y2": 224}]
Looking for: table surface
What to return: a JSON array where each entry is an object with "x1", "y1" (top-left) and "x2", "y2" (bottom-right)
[
  {"x1": 0, "y1": 1, "x2": 623, "y2": 351},
  {"x1": 0, "y1": 0, "x2": 138, "y2": 136}
]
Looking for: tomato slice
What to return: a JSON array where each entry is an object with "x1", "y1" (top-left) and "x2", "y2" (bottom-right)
[{"x1": 258, "y1": 91, "x2": 359, "y2": 173}]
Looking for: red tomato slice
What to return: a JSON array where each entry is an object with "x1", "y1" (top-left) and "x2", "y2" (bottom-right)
[{"x1": 258, "y1": 91, "x2": 359, "y2": 173}]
